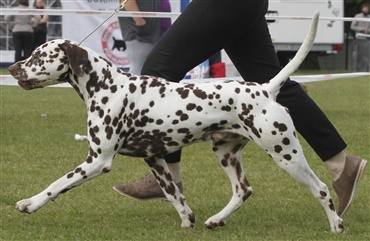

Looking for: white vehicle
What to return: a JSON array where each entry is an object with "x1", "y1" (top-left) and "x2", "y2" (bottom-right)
[{"x1": 267, "y1": 0, "x2": 344, "y2": 65}]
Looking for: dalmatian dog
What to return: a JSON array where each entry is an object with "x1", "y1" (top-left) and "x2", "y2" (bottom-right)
[{"x1": 8, "y1": 13, "x2": 344, "y2": 233}]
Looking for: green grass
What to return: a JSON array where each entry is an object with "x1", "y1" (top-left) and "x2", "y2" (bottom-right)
[
  {"x1": 1, "y1": 69, "x2": 9, "y2": 75},
  {"x1": 0, "y1": 75, "x2": 369, "y2": 240}
]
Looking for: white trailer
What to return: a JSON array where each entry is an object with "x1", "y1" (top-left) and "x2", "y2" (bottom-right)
[{"x1": 267, "y1": 0, "x2": 344, "y2": 65}]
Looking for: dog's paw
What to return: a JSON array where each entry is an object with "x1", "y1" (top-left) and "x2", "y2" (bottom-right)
[
  {"x1": 181, "y1": 219, "x2": 195, "y2": 228},
  {"x1": 181, "y1": 213, "x2": 195, "y2": 228},
  {"x1": 204, "y1": 217, "x2": 227, "y2": 229},
  {"x1": 332, "y1": 217, "x2": 345, "y2": 234},
  {"x1": 16, "y1": 199, "x2": 35, "y2": 214}
]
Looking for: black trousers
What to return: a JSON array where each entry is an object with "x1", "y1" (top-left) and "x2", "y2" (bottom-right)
[
  {"x1": 12, "y1": 32, "x2": 34, "y2": 62},
  {"x1": 141, "y1": 0, "x2": 346, "y2": 162},
  {"x1": 34, "y1": 32, "x2": 47, "y2": 49}
]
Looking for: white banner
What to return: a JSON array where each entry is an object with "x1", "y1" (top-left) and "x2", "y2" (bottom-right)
[
  {"x1": 61, "y1": 0, "x2": 128, "y2": 68},
  {"x1": 60, "y1": 0, "x2": 181, "y2": 68}
]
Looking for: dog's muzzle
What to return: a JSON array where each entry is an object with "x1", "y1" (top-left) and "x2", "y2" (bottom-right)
[{"x1": 8, "y1": 63, "x2": 43, "y2": 90}]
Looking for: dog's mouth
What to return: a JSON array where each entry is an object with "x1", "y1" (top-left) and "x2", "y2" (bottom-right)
[
  {"x1": 18, "y1": 79, "x2": 44, "y2": 90},
  {"x1": 9, "y1": 67, "x2": 44, "y2": 90},
  {"x1": 8, "y1": 63, "x2": 42, "y2": 90}
]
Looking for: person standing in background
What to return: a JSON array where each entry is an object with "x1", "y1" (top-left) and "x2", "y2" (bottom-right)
[
  {"x1": 5, "y1": 0, "x2": 40, "y2": 62},
  {"x1": 351, "y1": 2, "x2": 370, "y2": 72},
  {"x1": 118, "y1": 0, "x2": 171, "y2": 75},
  {"x1": 33, "y1": 0, "x2": 48, "y2": 49}
]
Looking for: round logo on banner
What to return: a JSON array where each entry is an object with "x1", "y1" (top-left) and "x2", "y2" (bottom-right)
[{"x1": 101, "y1": 21, "x2": 129, "y2": 67}]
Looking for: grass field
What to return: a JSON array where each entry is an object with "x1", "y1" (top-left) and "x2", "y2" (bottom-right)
[{"x1": 0, "y1": 72, "x2": 369, "y2": 240}]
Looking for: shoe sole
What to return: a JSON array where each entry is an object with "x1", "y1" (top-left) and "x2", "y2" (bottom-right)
[
  {"x1": 112, "y1": 186, "x2": 167, "y2": 201},
  {"x1": 338, "y1": 159, "x2": 367, "y2": 217}
]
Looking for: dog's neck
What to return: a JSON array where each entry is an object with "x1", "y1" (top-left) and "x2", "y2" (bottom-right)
[{"x1": 66, "y1": 50, "x2": 132, "y2": 104}]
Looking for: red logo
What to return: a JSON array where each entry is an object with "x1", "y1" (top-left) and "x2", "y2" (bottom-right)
[{"x1": 101, "y1": 21, "x2": 129, "y2": 66}]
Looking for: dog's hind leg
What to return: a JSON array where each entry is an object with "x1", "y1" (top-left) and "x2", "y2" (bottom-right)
[
  {"x1": 204, "y1": 134, "x2": 251, "y2": 229},
  {"x1": 144, "y1": 157, "x2": 195, "y2": 228},
  {"x1": 260, "y1": 134, "x2": 345, "y2": 233}
]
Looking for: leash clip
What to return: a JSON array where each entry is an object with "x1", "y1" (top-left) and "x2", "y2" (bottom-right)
[
  {"x1": 78, "y1": 0, "x2": 128, "y2": 46},
  {"x1": 117, "y1": 0, "x2": 128, "y2": 12}
]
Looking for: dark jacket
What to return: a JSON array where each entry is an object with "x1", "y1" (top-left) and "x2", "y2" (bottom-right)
[{"x1": 118, "y1": 0, "x2": 161, "y2": 43}]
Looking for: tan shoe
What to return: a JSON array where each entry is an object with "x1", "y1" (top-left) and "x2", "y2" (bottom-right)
[
  {"x1": 113, "y1": 172, "x2": 183, "y2": 201},
  {"x1": 332, "y1": 155, "x2": 367, "y2": 217}
]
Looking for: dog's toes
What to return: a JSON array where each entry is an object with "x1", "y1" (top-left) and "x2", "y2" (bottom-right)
[
  {"x1": 333, "y1": 218, "x2": 345, "y2": 234},
  {"x1": 204, "y1": 217, "x2": 226, "y2": 229},
  {"x1": 181, "y1": 219, "x2": 195, "y2": 228},
  {"x1": 16, "y1": 199, "x2": 33, "y2": 214}
]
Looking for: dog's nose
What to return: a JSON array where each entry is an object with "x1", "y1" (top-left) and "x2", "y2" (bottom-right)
[{"x1": 8, "y1": 63, "x2": 17, "y2": 73}]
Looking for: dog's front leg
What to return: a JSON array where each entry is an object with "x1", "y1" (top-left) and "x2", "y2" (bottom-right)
[
  {"x1": 145, "y1": 157, "x2": 195, "y2": 228},
  {"x1": 16, "y1": 148, "x2": 115, "y2": 214}
]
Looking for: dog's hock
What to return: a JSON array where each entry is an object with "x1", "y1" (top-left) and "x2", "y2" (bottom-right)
[{"x1": 59, "y1": 41, "x2": 89, "y2": 77}]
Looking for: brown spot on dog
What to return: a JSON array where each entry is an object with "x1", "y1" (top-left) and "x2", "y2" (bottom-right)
[
  {"x1": 193, "y1": 89, "x2": 207, "y2": 99},
  {"x1": 282, "y1": 137, "x2": 290, "y2": 145},
  {"x1": 274, "y1": 145, "x2": 282, "y2": 153},
  {"x1": 129, "y1": 83, "x2": 136, "y2": 93},
  {"x1": 86, "y1": 156, "x2": 93, "y2": 164},
  {"x1": 186, "y1": 103, "x2": 196, "y2": 111},
  {"x1": 101, "y1": 96, "x2": 109, "y2": 104},
  {"x1": 320, "y1": 191, "x2": 327, "y2": 199},
  {"x1": 329, "y1": 198, "x2": 335, "y2": 211},
  {"x1": 273, "y1": 121, "x2": 288, "y2": 132},
  {"x1": 283, "y1": 154, "x2": 292, "y2": 161}
]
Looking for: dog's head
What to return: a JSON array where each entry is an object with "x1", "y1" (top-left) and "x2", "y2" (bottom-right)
[{"x1": 8, "y1": 39, "x2": 89, "y2": 90}]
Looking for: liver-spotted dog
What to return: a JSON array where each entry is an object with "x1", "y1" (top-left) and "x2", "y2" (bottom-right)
[{"x1": 8, "y1": 13, "x2": 344, "y2": 233}]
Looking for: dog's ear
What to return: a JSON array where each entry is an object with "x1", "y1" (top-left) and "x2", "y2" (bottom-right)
[{"x1": 59, "y1": 41, "x2": 88, "y2": 77}]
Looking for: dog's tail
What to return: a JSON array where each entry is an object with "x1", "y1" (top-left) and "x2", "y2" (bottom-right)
[{"x1": 266, "y1": 12, "x2": 319, "y2": 97}]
